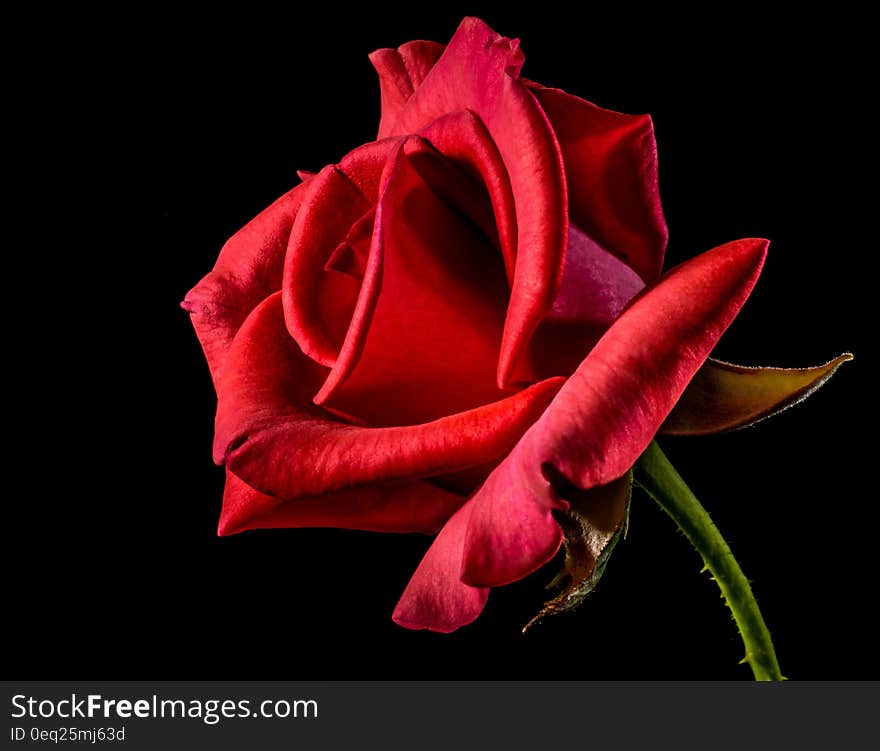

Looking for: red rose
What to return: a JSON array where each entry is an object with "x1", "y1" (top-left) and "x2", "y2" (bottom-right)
[{"x1": 184, "y1": 17, "x2": 846, "y2": 632}]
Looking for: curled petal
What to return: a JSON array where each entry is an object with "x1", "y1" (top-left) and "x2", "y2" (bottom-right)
[
  {"x1": 281, "y1": 164, "x2": 372, "y2": 367},
  {"x1": 214, "y1": 292, "x2": 565, "y2": 500},
  {"x1": 315, "y1": 138, "x2": 510, "y2": 426},
  {"x1": 662, "y1": 353, "x2": 853, "y2": 435},
  {"x1": 182, "y1": 180, "x2": 309, "y2": 385},
  {"x1": 418, "y1": 110, "x2": 517, "y2": 284},
  {"x1": 393, "y1": 502, "x2": 489, "y2": 633},
  {"x1": 281, "y1": 140, "x2": 399, "y2": 368},
  {"x1": 462, "y1": 238, "x2": 768, "y2": 588},
  {"x1": 324, "y1": 209, "x2": 375, "y2": 279},
  {"x1": 392, "y1": 17, "x2": 568, "y2": 389},
  {"x1": 461, "y1": 457, "x2": 566, "y2": 589},
  {"x1": 370, "y1": 40, "x2": 446, "y2": 139},
  {"x1": 219, "y1": 470, "x2": 465, "y2": 536},
  {"x1": 337, "y1": 139, "x2": 398, "y2": 199}
]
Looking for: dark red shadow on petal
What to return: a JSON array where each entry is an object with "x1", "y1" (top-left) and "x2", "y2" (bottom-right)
[
  {"x1": 315, "y1": 138, "x2": 511, "y2": 427},
  {"x1": 392, "y1": 17, "x2": 568, "y2": 390},
  {"x1": 324, "y1": 209, "x2": 375, "y2": 279},
  {"x1": 418, "y1": 110, "x2": 517, "y2": 286}
]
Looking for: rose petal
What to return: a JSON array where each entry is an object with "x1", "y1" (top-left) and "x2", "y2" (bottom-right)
[
  {"x1": 181, "y1": 179, "x2": 309, "y2": 385},
  {"x1": 324, "y1": 209, "x2": 375, "y2": 279},
  {"x1": 461, "y1": 451, "x2": 566, "y2": 589},
  {"x1": 523, "y1": 223, "x2": 646, "y2": 379},
  {"x1": 219, "y1": 470, "x2": 465, "y2": 536},
  {"x1": 281, "y1": 162, "x2": 373, "y2": 367},
  {"x1": 392, "y1": 17, "x2": 568, "y2": 389},
  {"x1": 280, "y1": 140, "x2": 399, "y2": 368},
  {"x1": 462, "y1": 238, "x2": 768, "y2": 588},
  {"x1": 392, "y1": 501, "x2": 489, "y2": 632},
  {"x1": 661, "y1": 353, "x2": 853, "y2": 435},
  {"x1": 418, "y1": 110, "x2": 517, "y2": 285},
  {"x1": 549, "y1": 224, "x2": 647, "y2": 322},
  {"x1": 531, "y1": 84, "x2": 668, "y2": 284},
  {"x1": 404, "y1": 129, "x2": 501, "y2": 261},
  {"x1": 370, "y1": 40, "x2": 446, "y2": 139},
  {"x1": 337, "y1": 139, "x2": 398, "y2": 198},
  {"x1": 215, "y1": 292, "x2": 565, "y2": 500},
  {"x1": 315, "y1": 138, "x2": 511, "y2": 426}
]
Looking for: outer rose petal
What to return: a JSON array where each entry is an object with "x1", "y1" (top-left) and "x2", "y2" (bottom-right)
[
  {"x1": 214, "y1": 292, "x2": 565, "y2": 500},
  {"x1": 530, "y1": 84, "x2": 668, "y2": 283},
  {"x1": 461, "y1": 238, "x2": 768, "y2": 588},
  {"x1": 392, "y1": 17, "x2": 568, "y2": 389},
  {"x1": 219, "y1": 470, "x2": 465, "y2": 536},
  {"x1": 181, "y1": 179, "x2": 308, "y2": 385},
  {"x1": 392, "y1": 502, "x2": 489, "y2": 633},
  {"x1": 661, "y1": 354, "x2": 853, "y2": 435},
  {"x1": 461, "y1": 447, "x2": 566, "y2": 588},
  {"x1": 370, "y1": 40, "x2": 446, "y2": 139}
]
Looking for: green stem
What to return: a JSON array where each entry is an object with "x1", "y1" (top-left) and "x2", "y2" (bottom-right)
[{"x1": 634, "y1": 440, "x2": 783, "y2": 681}]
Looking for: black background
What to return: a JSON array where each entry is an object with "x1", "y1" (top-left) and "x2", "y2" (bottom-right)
[{"x1": 14, "y1": 5, "x2": 875, "y2": 679}]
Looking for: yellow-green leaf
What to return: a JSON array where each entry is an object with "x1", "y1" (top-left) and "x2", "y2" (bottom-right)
[{"x1": 662, "y1": 353, "x2": 852, "y2": 435}]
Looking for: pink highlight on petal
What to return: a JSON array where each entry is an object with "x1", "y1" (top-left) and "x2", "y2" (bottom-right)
[
  {"x1": 552, "y1": 225, "x2": 646, "y2": 323},
  {"x1": 393, "y1": 501, "x2": 489, "y2": 632},
  {"x1": 522, "y1": 224, "x2": 646, "y2": 380}
]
